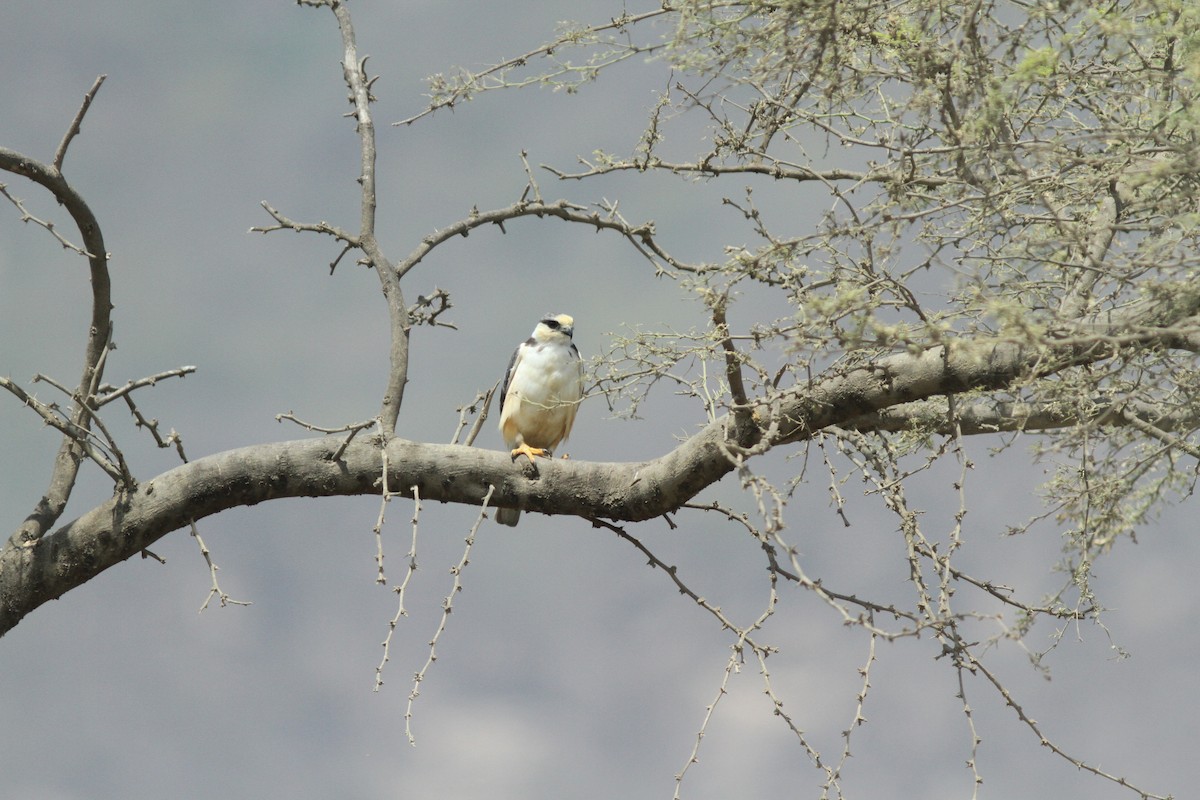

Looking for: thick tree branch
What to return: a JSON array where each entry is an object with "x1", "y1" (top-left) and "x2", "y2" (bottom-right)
[
  {"x1": 0, "y1": 433, "x2": 731, "y2": 637},
  {"x1": 5, "y1": 326, "x2": 1183, "y2": 638},
  {"x1": 845, "y1": 397, "x2": 1200, "y2": 437}
]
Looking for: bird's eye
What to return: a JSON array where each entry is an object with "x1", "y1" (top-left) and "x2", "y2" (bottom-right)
[{"x1": 544, "y1": 319, "x2": 560, "y2": 330}]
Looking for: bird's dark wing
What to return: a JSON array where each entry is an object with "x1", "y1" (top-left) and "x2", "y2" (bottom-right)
[{"x1": 499, "y1": 338, "x2": 532, "y2": 416}]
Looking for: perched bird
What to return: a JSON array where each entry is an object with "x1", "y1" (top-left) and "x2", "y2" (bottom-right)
[{"x1": 495, "y1": 313, "x2": 584, "y2": 526}]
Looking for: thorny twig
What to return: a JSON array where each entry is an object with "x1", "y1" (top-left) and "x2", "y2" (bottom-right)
[
  {"x1": 122, "y1": 394, "x2": 188, "y2": 462},
  {"x1": 96, "y1": 366, "x2": 197, "y2": 406},
  {"x1": 394, "y1": 8, "x2": 673, "y2": 126},
  {"x1": 393, "y1": 196, "x2": 700, "y2": 281},
  {"x1": 404, "y1": 484, "x2": 495, "y2": 744},
  {"x1": 2, "y1": 83, "x2": 113, "y2": 546},
  {"x1": 673, "y1": 647, "x2": 742, "y2": 799},
  {"x1": 191, "y1": 522, "x2": 251, "y2": 612},
  {"x1": 450, "y1": 383, "x2": 499, "y2": 447},
  {"x1": 0, "y1": 376, "x2": 123, "y2": 482},
  {"x1": 591, "y1": 516, "x2": 775, "y2": 656},
  {"x1": 408, "y1": 287, "x2": 456, "y2": 329},
  {"x1": 249, "y1": 201, "x2": 358, "y2": 245},
  {"x1": 376, "y1": 483, "x2": 422, "y2": 691},
  {"x1": 0, "y1": 182, "x2": 94, "y2": 256},
  {"x1": 275, "y1": 412, "x2": 378, "y2": 462},
  {"x1": 53, "y1": 74, "x2": 107, "y2": 171}
]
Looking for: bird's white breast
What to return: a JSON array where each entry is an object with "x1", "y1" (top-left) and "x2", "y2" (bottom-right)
[
  {"x1": 502, "y1": 339, "x2": 581, "y2": 449},
  {"x1": 512, "y1": 341, "x2": 580, "y2": 405}
]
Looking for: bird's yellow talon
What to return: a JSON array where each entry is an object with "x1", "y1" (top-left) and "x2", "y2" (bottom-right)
[{"x1": 510, "y1": 443, "x2": 547, "y2": 462}]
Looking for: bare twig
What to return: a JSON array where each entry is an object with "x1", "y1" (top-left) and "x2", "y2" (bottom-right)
[
  {"x1": 190, "y1": 522, "x2": 251, "y2": 612},
  {"x1": 394, "y1": 8, "x2": 673, "y2": 126},
  {"x1": 249, "y1": 201, "x2": 359, "y2": 246},
  {"x1": 675, "y1": 568, "x2": 785, "y2": 798},
  {"x1": 0, "y1": 377, "x2": 123, "y2": 483},
  {"x1": 754, "y1": 638, "x2": 832, "y2": 779},
  {"x1": 21, "y1": 364, "x2": 135, "y2": 488},
  {"x1": 95, "y1": 366, "x2": 197, "y2": 406},
  {"x1": 968, "y1": 655, "x2": 1170, "y2": 800},
  {"x1": 394, "y1": 196, "x2": 699, "y2": 281},
  {"x1": 53, "y1": 75, "x2": 107, "y2": 171},
  {"x1": 673, "y1": 647, "x2": 742, "y2": 799},
  {"x1": 450, "y1": 383, "x2": 499, "y2": 446},
  {"x1": 680, "y1": 499, "x2": 925, "y2": 634},
  {"x1": 275, "y1": 413, "x2": 378, "y2": 462},
  {"x1": 590, "y1": 516, "x2": 775, "y2": 655},
  {"x1": 407, "y1": 287, "x2": 456, "y2": 329},
  {"x1": 404, "y1": 484, "x2": 494, "y2": 744},
  {"x1": 828, "y1": 634, "x2": 878, "y2": 796},
  {"x1": 275, "y1": 411, "x2": 376, "y2": 435},
  {"x1": 121, "y1": 394, "x2": 188, "y2": 462},
  {"x1": 372, "y1": 445, "x2": 393, "y2": 586},
  {"x1": 0, "y1": 183, "x2": 94, "y2": 256},
  {"x1": 375, "y1": 484, "x2": 421, "y2": 691},
  {"x1": 954, "y1": 659, "x2": 985, "y2": 799}
]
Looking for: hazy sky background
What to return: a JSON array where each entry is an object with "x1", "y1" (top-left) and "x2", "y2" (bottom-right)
[{"x1": 2, "y1": 3, "x2": 1197, "y2": 799}]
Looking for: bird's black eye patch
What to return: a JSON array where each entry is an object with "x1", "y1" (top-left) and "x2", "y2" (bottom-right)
[{"x1": 543, "y1": 318, "x2": 560, "y2": 330}]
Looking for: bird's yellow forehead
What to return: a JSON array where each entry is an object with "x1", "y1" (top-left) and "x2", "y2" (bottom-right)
[{"x1": 533, "y1": 313, "x2": 575, "y2": 339}]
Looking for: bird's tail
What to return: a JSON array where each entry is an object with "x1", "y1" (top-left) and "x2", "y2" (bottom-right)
[{"x1": 495, "y1": 507, "x2": 520, "y2": 527}]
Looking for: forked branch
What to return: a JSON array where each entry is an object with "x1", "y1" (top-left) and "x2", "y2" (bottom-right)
[{"x1": 0, "y1": 79, "x2": 113, "y2": 547}]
